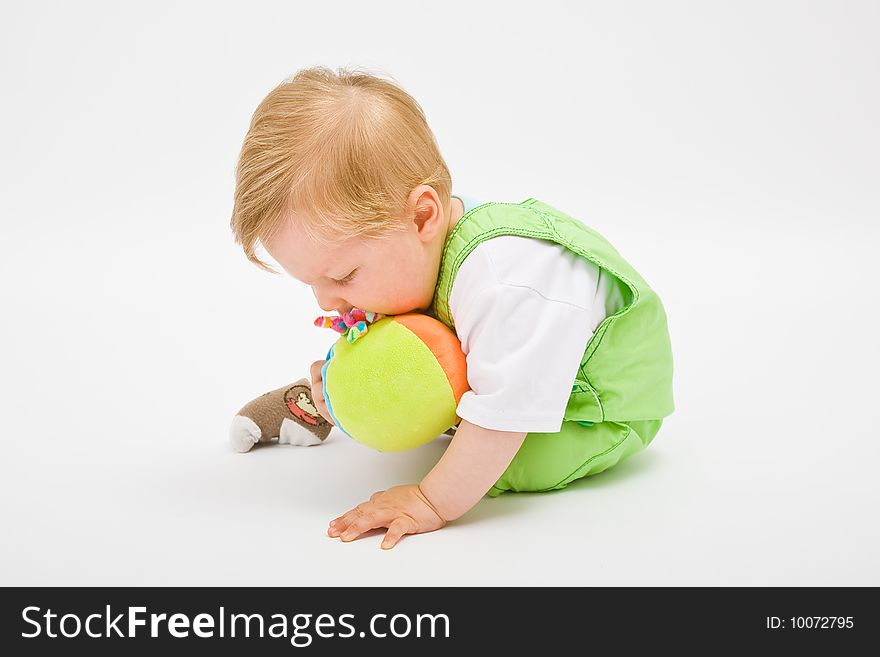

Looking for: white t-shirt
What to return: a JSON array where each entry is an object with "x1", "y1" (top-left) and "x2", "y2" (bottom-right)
[{"x1": 448, "y1": 194, "x2": 626, "y2": 433}]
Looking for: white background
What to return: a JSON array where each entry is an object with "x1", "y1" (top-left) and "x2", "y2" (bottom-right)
[{"x1": 1, "y1": 0, "x2": 877, "y2": 585}]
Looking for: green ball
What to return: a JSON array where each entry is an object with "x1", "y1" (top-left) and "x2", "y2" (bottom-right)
[{"x1": 321, "y1": 313, "x2": 469, "y2": 452}]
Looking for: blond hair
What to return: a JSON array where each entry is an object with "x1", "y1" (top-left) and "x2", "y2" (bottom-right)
[{"x1": 230, "y1": 65, "x2": 453, "y2": 274}]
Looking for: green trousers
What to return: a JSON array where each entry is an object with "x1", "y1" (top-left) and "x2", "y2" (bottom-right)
[{"x1": 487, "y1": 418, "x2": 663, "y2": 497}]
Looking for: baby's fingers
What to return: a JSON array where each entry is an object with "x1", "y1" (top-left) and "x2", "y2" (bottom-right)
[
  {"x1": 308, "y1": 361, "x2": 335, "y2": 426},
  {"x1": 329, "y1": 502, "x2": 375, "y2": 537},
  {"x1": 327, "y1": 512, "x2": 353, "y2": 537},
  {"x1": 338, "y1": 510, "x2": 392, "y2": 543},
  {"x1": 312, "y1": 390, "x2": 334, "y2": 426},
  {"x1": 309, "y1": 359, "x2": 325, "y2": 384},
  {"x1": 381, "y1": 517, "x2": 416, "y2": 550}
]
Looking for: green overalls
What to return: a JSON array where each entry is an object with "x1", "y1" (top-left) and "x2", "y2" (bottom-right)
[{"x1": 426, "y1": 198, "x2": 675, "y2": 497}]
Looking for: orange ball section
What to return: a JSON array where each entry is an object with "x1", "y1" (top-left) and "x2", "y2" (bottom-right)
[{"x1": 392, "y1": 313, "x2": 470, "y2": 409}]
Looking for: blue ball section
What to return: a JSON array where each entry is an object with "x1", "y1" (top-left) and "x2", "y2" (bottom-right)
[{"x1": 320, "y1": 344, "x2": 353, "y2": 441}]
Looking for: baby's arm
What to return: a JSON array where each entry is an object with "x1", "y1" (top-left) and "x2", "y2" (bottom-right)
[{"x1": 420, "y1": 420, "x2": 527, "y2": 521}]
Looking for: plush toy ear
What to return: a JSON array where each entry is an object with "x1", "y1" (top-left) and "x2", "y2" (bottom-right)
[{"x1": 229, "y1": 377, "x2": 332, "y2": 452}]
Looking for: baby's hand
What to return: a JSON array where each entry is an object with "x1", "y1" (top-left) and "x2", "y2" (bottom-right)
[
  {"x1": 309, "y1": 359, "x2": 335, "y2": 426},
  {"x1": 328, "y1": 484, "x2": 447, "y2": 550}
]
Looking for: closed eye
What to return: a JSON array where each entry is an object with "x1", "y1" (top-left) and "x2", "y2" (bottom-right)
[{"x1": 333, "y1": 268, "x2": 358, "y2": 286}]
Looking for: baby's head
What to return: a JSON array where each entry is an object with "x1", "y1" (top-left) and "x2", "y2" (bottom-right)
[{"x1": 230, "y1": 65, "x2": 458, "y2": 317}]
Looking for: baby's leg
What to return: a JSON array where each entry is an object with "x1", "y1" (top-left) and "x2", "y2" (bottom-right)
[
  {"x1": 487, "y1": 418, "x2": 661, "y2": 496},
  {"x1": 229, "y1": 377, "x2": 333, "y2": 452}
]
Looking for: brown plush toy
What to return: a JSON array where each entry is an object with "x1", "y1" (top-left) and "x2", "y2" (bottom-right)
[{"x1": 229, "y1": 377, "x2": 333, "y2": 452}]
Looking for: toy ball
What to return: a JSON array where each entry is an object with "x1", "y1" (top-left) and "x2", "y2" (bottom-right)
[{"x1": 313, "y1": 309, "x2": 469, "y2": 452}]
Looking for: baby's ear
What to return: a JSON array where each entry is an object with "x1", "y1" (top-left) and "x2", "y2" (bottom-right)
[{"x1": 229, "y1": 377, "x2": 332, "y2": 452}]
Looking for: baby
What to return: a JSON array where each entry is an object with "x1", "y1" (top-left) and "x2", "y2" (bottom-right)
[{"x1": 229, "y1": 66, "x2": 675, "y2": 550}]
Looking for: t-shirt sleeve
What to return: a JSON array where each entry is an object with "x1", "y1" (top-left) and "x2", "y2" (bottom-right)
[{"x1": 449, "y1": 246, "x2": 598, "y2": 433}]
